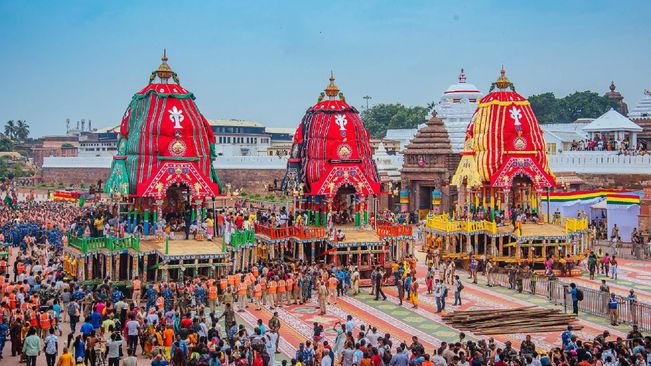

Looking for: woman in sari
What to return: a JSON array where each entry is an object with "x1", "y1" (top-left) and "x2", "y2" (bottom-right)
[
  {"x1": 410, "y1": 275, "x2": 419, "y2": 309},
  {"x1": 332, "y1": 322, "x2": 346, "y2": 359}
]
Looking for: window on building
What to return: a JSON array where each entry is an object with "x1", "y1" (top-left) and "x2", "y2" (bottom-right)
[{"x1": 546, "y1": 143, "x2": 557, "y2": 155}]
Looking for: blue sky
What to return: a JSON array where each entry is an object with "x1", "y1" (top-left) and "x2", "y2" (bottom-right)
[{"x1": 1, "y1": 0, "x2": 650, "y2": 136}]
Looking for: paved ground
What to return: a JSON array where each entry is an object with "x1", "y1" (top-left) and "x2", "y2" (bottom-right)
[{"x1": 5, "y1": 247, "x2": 650, "y2": 366}]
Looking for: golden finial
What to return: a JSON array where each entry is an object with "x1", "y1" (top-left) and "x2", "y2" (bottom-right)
[
  {"x1": 489, "y1": 65, "x2": 515, "y2": 92},
  {"x1": 324, "y1": 70, "x2": 340, "y2": 99},
  {"x1": 151, "y1": 49, "x2": 180, "y2": 85}
]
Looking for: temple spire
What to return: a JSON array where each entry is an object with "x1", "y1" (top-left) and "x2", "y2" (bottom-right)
[
  {"x1": 324, "y1": 70, "x2": 340, "y2": 99},
  {"x1": 489, "y1": 65, "x2": 515, "y2": 92},
  {"x1": 458, "y1": 68, "x2": 466, "y2": 83},
  {"x1": 150, "y1": 49, "x2": 180, "y2": 85}
]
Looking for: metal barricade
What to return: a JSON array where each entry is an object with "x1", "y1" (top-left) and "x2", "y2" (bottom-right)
[{"x1": 487, "y1": 271, "x2": 651, "y2": 331}]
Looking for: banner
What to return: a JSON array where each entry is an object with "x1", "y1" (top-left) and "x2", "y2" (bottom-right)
[
  {"x1": 400, "y1": 190, "x2": 409, "y2": 213},
  {"x1": 432, "y1": 190, "x2": 442, "y2": 214}
]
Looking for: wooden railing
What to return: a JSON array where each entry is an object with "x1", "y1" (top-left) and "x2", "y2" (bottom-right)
[
  {"x1": 565, "y1": 217, "x2": 589, "y2": 234},
  {"x1": 425, "y1": 214, "x2": 497, "y2": 235},
  {"x1": 426, "y1": 214, "x2": 587, "y2": 235},
  {"x1": 67, "y1": 235, "x2": 140, "y2": 254},
  {"x1": 254, "y1": 223, "x2": 326, "y2": 240},
  {"x1": 230, "y1": 229, "x2": 255, "y2": 247},
  {"x1": 376, "y1": 225, "x2": 413, "y2": 239}
]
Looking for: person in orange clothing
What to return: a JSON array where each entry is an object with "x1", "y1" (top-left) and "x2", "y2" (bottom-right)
[
  {"x1": 236, "y1": 277, "x2": 247, "y2": 312},
  {"x1": 39, "y1": 310, "x2": 51, "y2": 337},
  {"x1": 253, "y1": 281, "x2": 262, "y2": 310},
  {"x1": 327, "y1": 274, "x2": 338, "y2": 304},
  {"x1": 132, "y1": 276, "x2": 142, "y2": 307},
  {"x1": 267, "y1": 278, "x2": 277, "y2": 310},
  {"x1": 208, "y1": 282, "x2": 218, "y2": 312},
  {"x1": 259, "y1": 276, "x2": 268, "y2": 306},
  {"x1": 293, "y1": 274, "x2": 302, "y2": 305},
  {"x1": 276, "y1": 277, "x2": 286, "y2": 307},
  {"x1": 56, "y1": 347, "x2": 75, "y2": 366},
  {"x1": 163, "y1": 324, "x2": 175, "y2": 359},
  {"x1": 285, "y1": 277, "x2": 294, "y2": 305},
  {"x1": 219, "y1": 276, "x2": 228, "y2": 304}
]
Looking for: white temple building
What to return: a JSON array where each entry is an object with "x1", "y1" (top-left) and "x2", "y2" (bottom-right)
[
  {"x1": 434, "y1": 68, "x2": 483, "y2": 153},
  {"x1": 583, "y1": 108, "x2": 642, "y2": 149},
  {"x1": 629, "y1": 90, "x2": 651, "y2": 119},
  {"x1": 373, "y1": 142, "x2": 401, "y2": 182}
]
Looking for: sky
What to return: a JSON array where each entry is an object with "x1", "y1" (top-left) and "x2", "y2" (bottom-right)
[{"x1": 1, "y1": 0, "x2": 650, "y2": 137}]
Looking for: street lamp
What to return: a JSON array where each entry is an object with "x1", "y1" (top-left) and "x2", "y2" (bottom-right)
[{"x1": 363, "y1": 95, "x2": 372, "y2": 109}]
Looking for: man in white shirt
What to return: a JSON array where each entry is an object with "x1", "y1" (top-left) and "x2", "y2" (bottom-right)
[
  {"x1": 322, "y1": 349, "x2": 332, "y2": 366},
  {"x1": 265, "y1": 329, "x2": 279, "y2": 366}
]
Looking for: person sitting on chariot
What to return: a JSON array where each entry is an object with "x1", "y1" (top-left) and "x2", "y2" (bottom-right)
[{"x1": 336, "y1": 230, "x2": 345, "y2": 242}]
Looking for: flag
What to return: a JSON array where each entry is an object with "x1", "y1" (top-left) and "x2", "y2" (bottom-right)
[
  {"x1": 79, "y1": 195, "x2": 86, "y2": 207},
  {"x1": 3, "y1": 194, "x2": 15, "y2": 210}
]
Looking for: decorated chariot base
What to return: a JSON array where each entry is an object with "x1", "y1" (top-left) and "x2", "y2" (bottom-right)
[{"x1": 62, "y1": 59, "x2": 415, "y2": 285}]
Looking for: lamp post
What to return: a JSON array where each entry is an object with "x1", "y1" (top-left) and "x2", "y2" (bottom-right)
[{"x1": 363, "y1": 95, "x2": 372, "y2": 109}]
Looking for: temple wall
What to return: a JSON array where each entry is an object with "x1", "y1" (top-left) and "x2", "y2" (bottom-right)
[
  {"x1": 41, "y1": 167, "x2": 285, "y2": 195},
  {"x1": 217, "y1": 168, "x2": 286, "y2": 195},
  {"x1": 42, "y1": 167, "x2": 109, "y2": 186}
]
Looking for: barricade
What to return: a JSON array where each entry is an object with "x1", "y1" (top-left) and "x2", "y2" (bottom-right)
[{"x1": 490, "y1": 271, "x2": 651, "y2": 331}]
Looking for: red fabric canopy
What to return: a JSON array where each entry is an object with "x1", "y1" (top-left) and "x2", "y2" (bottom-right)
[
  {"x1": 465, "y1": 90, "x2": 555, "y2": 190},
  {"x1": 282, "y1": 96, "x2": 381, "y2": 197},
  {"x1": 115, "y1": 83, "x2": 220, "y2": 199}
]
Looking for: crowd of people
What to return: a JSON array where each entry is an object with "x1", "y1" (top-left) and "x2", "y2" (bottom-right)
[
  {"x1": 569, "y1": 138, "x2": 648, "y2": 155},
  {"x1": 0, "y1": 197, "x2": 649, "y2": 366}
]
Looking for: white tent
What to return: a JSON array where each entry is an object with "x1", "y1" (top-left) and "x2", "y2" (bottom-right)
[
  {"x1": 583, "y1": 108, "x2": 642, "y2": 148},
  {"x1": 583, "y1": 108, "x2": 643, "y2": 133},
  {"x1": 607, "y1": 204, "x2": 640, "y2": 242}
]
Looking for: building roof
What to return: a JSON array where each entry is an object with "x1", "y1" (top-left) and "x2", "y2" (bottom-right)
[
  {"x1": 583, "y1": 108, "x2": 642, "y2": 132},
  {"x1": 94, "y1": 125, "x2": 120, "y2": 133},
  {"x1": 208, "y1": 119, "x2": 265, "y2": 128},
  {"x1": 540, "y1": 122, "x2": 589, "y2": 138},
  {"x1": 629, "y1": 90, "x2": 651, "y2": 119},
  {"x1": 544, "y1": 130, "x2": 586, "y2": 143},
  {"x1": 265, "y1": 127, "x2": 295, "y2": 134}
]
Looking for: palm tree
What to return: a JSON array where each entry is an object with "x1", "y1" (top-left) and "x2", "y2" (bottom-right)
[
  {"x1": 4, "y1": 120, "x2": 16, "y2": 140},
  {"x1": 15, "y1": 120, "x2": 30, "y2": 141}
]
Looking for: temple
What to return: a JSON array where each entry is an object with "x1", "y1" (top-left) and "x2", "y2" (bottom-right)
[
  {"x1": 604, "y1": 81, "x2": 629, "y2": 116},
  {"x1": 629, "y1": 89, "x2": 651, "y2": 148},
  {"x1": 400, "y1": 111, "x2": 456, "y2": 216},
  {"x1": 435, "y1": 68, "x2": 483, "y2": 153},
  {"x1": 424, "y1": 67, "x2": 590, "y2": 270}
]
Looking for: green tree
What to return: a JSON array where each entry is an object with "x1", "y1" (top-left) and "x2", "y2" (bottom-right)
[
  {"x1": 4, "y1": 120, "x2": 16, "y2": 139},
  {"x1": 0, "y1": 156, "x2": 33, "y2": 179},
  {"x1": 529, "y1": 91, "x2": 619, "y2": 124},
  {"x1": 0, "y1": 136, "x2": 13, "y2": 152},
  {"x1": 360, "y1": 103, "x2": 429, "y2": 138},
  {"x1": 560, "y1": 91, "x2": 618, "y2": 123},
  {"x1": 15, "y1": 120, "x2": 29, "y2": 141},
  {"x1": 528, "y1": 92, "x2": 563, "y2": 124}
]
